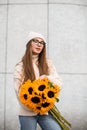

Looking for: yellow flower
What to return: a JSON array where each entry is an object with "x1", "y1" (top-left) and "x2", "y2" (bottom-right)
[
  {"x1": 33, "y1": 79, "x2": 49, "y2": 96},
  {"x1": 40, "y1": 102, "x2": 54, "y2": 115},
  {"x1": 27, "y1": 95, "x2": 41, "y2": 111},
  {"x1": 44, "y1": 84, "x2": 61, "y2": 103},
  {"x1": 19, "y1": 80, "x2": 34, "y2": 105},
  {"x1": 19, "y1": 91, "x2": 29, "y2": 105}
]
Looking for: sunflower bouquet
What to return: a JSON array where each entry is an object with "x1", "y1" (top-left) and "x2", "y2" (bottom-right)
[
  {"x1": 19, "y1": 78, "x2": 60, "y2": 115},
  {"x1": 19, "y1": 78, "x2": 71, "y2": 130}
]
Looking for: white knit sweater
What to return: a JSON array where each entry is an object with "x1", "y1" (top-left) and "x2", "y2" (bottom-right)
[{"x1": 14, "y1": 56, "x2": 62, "y2": 116}]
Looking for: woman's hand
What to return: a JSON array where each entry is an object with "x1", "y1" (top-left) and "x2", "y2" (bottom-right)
[{"x1": 39, "y1": 75, "x2": 47, "y2": 80}]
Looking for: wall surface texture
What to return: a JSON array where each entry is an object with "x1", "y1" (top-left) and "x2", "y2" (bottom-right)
[{"x1": 0, "y1": 0, "x2": 87, "y2": 130}]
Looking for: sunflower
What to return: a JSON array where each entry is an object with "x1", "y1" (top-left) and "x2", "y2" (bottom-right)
[
  {"x1": 40, "y1": 102, "x2": 54, "y2": 115},
  {"x1": 19, "y1": 80, "x2": 35, "y2": 105},
  {"x1": 31, "y1": 101, "x2": 54, "y2": 115},
  {"x1": 19, "y1": 79, "x2": 34, "y2": 94},
  {"x1": 27, "y1": 95, "x2": 41, "y2": 111},
  {"x1": 44, "y1": 85, "x2": 61, "y2": 103},
  {"x1": 33, "y1": 79, "x2": 49, "y2": 96},
  {"x1": 19, "y1": 91, "x2": 30, "y2": 105}
]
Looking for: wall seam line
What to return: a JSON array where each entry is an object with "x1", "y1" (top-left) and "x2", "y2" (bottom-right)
[
  {"x1": 0, "y1": 3, "x2": 87, "y2": 7},
  {"x1": 0, "y1": 72, "x2": 87, "y2": 75},
  {"x1": 4, "y1": 1, "x2": 9, "y2": 130}
]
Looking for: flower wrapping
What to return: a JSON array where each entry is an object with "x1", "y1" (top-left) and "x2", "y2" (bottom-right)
[{"x1": 19, "y1": 78, "x2": 61, "y2": 115}]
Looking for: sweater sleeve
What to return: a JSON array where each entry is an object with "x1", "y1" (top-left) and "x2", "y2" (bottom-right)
[
  {"x1": 13, "y1": 62, "x2": 24, "y2": 96},
  {"x1": 47, "y1": 59, "x2": 63, "y2": 87}
]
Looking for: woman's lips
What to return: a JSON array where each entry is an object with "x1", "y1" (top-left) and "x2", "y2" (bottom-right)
[{"x1": 36, "y1": 48, "x2": 41, "y2": 51}]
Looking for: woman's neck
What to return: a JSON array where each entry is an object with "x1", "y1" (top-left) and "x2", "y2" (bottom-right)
[{"x1": 32, "y1": 54, "x2": 39, "y2": 64}]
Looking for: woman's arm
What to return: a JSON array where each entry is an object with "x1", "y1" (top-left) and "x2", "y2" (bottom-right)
[{"x1": 13, "y1": 62, "x2": 24, "y2": 96}]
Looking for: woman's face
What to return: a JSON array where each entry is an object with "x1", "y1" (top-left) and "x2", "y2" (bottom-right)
[{"x1": 31, "y1": 38, "x2": 45, "y2": 55}]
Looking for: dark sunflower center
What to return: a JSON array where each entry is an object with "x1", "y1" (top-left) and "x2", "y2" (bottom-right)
[
  {"x1": 48, "y1": 91, "x2": 54, "y2": 98},
  {"x1": 36, "y1": 106, "x2": 41, "y2": 110},
  {"x1": 24, "y1": 94, "x2": 28, "y2": 100},
  {"x1": 28, "y1": 87, "x2": 33, "y2": 94},
  {"x1": 42, "y1": 102, "x2": 50, "y2": 107},
  {"x1": 31, "y1": 97, "x2": 40, "y2": 103},
  {"x1": 38, "y1": 85, "x2": 46, "y2": 91}
]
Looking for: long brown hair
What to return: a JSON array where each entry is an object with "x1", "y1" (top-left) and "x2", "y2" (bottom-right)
[{"x1": 22, "y1": 40, "x2": 49, "y2": 82}]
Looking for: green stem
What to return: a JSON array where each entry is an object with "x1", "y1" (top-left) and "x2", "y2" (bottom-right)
[
  {"x1": 49, "y1": 110, "x2": 70, "y2": 130},
  {"x1": 50, "y1": 109, "x2": 70, "y2": 127},
  {"x1": 51, "y1": 106, "x2": 71, "y2": 127}
]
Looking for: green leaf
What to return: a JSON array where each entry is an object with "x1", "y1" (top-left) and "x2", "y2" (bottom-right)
[
  {"x1": 48, "y1": 82, "x2": 54, "y2": 88},
  {"x1": 56, "y1": 98, "x2": 59, "y2": 102}
]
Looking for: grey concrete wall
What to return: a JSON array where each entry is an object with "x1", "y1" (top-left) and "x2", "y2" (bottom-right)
[{"x1": 0, "y1": 0, "x2": 87, "y2": 130}]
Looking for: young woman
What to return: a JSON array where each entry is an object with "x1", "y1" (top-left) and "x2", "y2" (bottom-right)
[{"x1": 14, "y1": 32, "x2": 62, "y2": 130}]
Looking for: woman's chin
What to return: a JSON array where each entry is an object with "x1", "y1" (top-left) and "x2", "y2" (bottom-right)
[{"x1": 32, "y1": 51, "x2": 41, "y2": 55}]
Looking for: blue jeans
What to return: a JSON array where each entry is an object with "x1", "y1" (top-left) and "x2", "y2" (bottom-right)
[{"x1": 19, "y1": 114, "x2": 61, "y2": 130}]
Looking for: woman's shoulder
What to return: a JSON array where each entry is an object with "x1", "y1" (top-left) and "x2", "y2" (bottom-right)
[
  {"x1": 14, "y1": 61, "x2": 24, "y2": 79},
  {"x1": 15, "y1": 61, "x2": 23, "y2": 71},
  {"x1": 46, "y1": 58, "x2": 53, "y2": 64},
  {"x1": 46, "y1": 58, "x2": 54, "y2": 68}
]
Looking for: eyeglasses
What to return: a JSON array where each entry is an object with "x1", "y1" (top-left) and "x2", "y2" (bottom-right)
[{"x1": 32, "y1": 39, "x2": 45, "y2": 46}]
